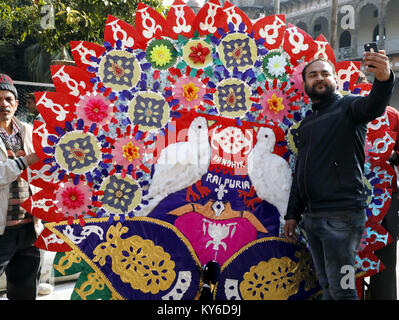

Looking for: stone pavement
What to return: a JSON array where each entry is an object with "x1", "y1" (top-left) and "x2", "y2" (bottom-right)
[{"x1": 1, "y1": 244, "x2": 398, "y2": 300}]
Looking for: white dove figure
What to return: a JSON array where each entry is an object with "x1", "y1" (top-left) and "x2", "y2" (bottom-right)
[
  {"x1": 138, "y1": 116, "x2": 211, "y2": 216},
  {"x1": 246, "y1": 127, "x2": 292, "y2": 226}
]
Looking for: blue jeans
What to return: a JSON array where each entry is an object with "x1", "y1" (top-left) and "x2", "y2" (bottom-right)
[{"x1": 303, "y1": 210, "x2": 366, "y2": 300}]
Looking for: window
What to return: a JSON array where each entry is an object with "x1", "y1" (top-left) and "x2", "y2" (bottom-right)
[
  {"x1": 373, "y1": 25, "x2": 386, "y2": 42},
  {"x1": 339, "y1": 31, "x2": 351, "y2": 48}
]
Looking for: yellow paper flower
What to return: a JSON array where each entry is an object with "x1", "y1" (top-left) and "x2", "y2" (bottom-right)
[
  {"x1": 122, "y1": 141, "x2": 140, "y2": 162},
  {"x1": 182, "y1": 82, "x2": 200, "y2": 102},
  {"x1": 150, "y1": 44, "x2": 172, "y2": 67},
  {"x1": 267, "y1": 94, "x2": 284, "y2": 114}
]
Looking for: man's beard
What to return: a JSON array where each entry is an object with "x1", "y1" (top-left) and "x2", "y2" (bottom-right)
[{"x1": 305, "y1": 82, "x2": 335, "y2": 101}]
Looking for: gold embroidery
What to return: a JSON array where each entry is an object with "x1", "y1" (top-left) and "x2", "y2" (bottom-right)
[
  {"x1": 53, "y1": 250, "x2": 82, "y2": 276},
  {"x1": 92, "y1": 222, "x2": 176, "y2": 294},
  {"x1": 74, "y1": 272, "x2": 105, "y2": 300},
  {"x1": 46, "y1": 216, "x2": 202, "y2": 300},
  {"x1": 239, "y1": 257, "x2": 298, "y2": 300}
]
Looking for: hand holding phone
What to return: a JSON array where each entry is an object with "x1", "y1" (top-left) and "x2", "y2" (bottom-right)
[
  {"x1": 364, "y1": 42, "x2": 378, "y2": 53},
  {"x1": 364, "y1": 42, "x2": 378, "y2": 68},
  {"x1": 363, "y1": 42, "x2": 391, "y2": 82}
]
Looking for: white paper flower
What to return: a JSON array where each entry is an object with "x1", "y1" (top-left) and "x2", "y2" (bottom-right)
[{"x1": 267, "y1": 54, "x2": 287, "y2": 77}]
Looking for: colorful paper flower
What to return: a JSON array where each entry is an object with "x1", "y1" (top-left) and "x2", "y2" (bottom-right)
[
  {"x1": 112, "y1": 136, "x2": 145, "y2": 170},
  {"x1": 258, "y1": 80, "x2": 301, "y2": 124},
  {"x1": 127, "y1": 91, "x2": 170, "y2": 132},
  {"x1": 98, "y1": 49, "x2": 142, "y2": 93},
  {"x1": 55, "y1": 182, "x2": 92, "y2": 217},
  {"x1": 76, "y1": 91, "x2": 114, "y2": 126},
  {"x1": 99, "y1": 175, "x2": 142, "y2": 215},
  {"x1": 218, "y1": 32, "x2": 258, "y2": 72},
  {"x1": 189, "y1": 42, "x2": 210, "y2": 64},
  {"x1": 172, "y1": 76, "x2": 207, "y2": 111},
  {"x1": 146, "y1": 39, "x2": 177, "y2": 70},
  {"x1": 262, "y1": 50, "x2": 291, "y2": 81},
  {"x1": 55, "y1": 131, "x2": 101, "y2": 175},
  {"x1": 183, "y1": 39, "x2": 213, "y2": 69},
  {"x1": 215, "y1": 78, "x2": 252, "y2": 118}
]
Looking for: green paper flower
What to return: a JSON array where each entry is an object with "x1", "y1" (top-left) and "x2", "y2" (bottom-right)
[{"x1": 146, "y1": 39, "x2": 178, "y2": 70}]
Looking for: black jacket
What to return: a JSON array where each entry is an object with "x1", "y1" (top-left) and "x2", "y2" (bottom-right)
[{"x1": 285, "y1": 72, "x2": 395, "y2": 221}]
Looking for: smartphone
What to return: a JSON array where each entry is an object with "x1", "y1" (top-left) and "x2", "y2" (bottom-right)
[
  {"x1": 364, "y1": 42, "x2": 378, "y2": 52},
  {"x1": 364, "y1": 42, "x2": 378, "y2": 68}
]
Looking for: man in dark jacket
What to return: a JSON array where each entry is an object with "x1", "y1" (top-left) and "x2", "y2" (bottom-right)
[{"x1": 283, "y1": 50, "x2": 394, "y2": 300}]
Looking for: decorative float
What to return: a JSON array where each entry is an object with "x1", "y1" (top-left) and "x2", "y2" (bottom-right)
[{"x1": 21, "y1": 0, "x2": 393, "y2": 300}]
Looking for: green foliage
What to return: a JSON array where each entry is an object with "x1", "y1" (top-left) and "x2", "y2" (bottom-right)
[
  {"x1": 0, "y1": 0, "x2": 169, "y2": 82},
  {"x1": 1, "y1": 0, "x2": 169, "y2": 54}
]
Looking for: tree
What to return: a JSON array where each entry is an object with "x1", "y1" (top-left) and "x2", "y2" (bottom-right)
[{"x1": 0, "y1": 0, "x2": 168, "y2": 82}]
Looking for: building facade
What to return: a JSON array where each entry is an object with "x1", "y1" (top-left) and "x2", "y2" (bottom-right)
[{"x1": 187, "y1": 0, "x2": 399, "y2": 106}]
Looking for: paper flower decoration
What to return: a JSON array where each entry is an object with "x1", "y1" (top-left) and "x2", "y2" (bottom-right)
[
  {"x1": 98, "y1": 174, "x2": 142, "y2": 216},
  {"x1": 182, "y1": 38, "x2": 214, "y2": 69},
  {"x1": 146, "y1": 38, "x2": 178, "y2": 70},
  {"x1": 127, "y1": 91, "x2": 170, "y2": 131},
  {"x1": 55, "y1": 181, "x2": 92, "y2": 218},
  {"x1": 218, "y1": 32, "x2": 258, "y2": 72},
  {"x1": 215, "y1": 78, "x2": 252, "y2": 118},
  {"x1": 97, "y1": 49, "x2": 142, "y2": 94},
  {"x1": 262, "y1": 50, "x2": 291, "y2": 81},
  {"x1": 76, "y1": 91, "x2": 114, "y2": 127},
  {"x1": 258, "y1": 79, "x2": 300, "y2": 124},
  {"x1": 112, "y1": 136, "x2": 145, "y2": 171}
]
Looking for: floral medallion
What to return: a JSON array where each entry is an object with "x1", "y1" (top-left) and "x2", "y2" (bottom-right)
[
  {"x1": 127, "y1": 91, "x2": 170, "y2": 131},
  {"x1": 54, "y1": 130, "x2": 101, "y2": 175},
  {"x1": 98, "y1": 49, "x2": 142, "y2": 92},
  {"x1": 258, "y1": 80, "x2": 301, "y2": 125},
  {"x1": 112, "y1": 136, "x2": 145, "y2": 171},
  {"x1": 262, "y1": 50, "x2": 291, "y2": 81},
  {"x1": 146, "y1": 38, "x2": 178, "y2": 70},
  {"x1": 172, "y1": 76, "x2": 207, "y2": 111},
  {"x1": 99, "y1": 174, "x2": 142, "y2": 215},
  {"x1": 182, "y1": 39, "x2": 213, "y2": 69},
  {"x1": 76, "y1": 91, "x2": 114, "y2": 127},
  {"x1": 218, "y1": 32, "x2": 258, "y2": 72},
  {"x1": 55, "y1": 181, "x2": 93, "y2": 218},
  {"x1": 214, "y1": 78, "x2": 252, "y2": 118}
]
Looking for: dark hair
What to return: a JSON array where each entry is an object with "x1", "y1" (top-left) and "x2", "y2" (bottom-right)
[{"x1": 302, "y1": 58, "x2": 336, "y2": 82}]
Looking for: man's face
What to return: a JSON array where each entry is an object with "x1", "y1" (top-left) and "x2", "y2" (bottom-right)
[
  {"x1": 26, "y1": 97, "x2": 38, "y2": 114},
  {"x1": 0, "y1": 90, "x2": 18, "y2": 123},
  {"x1": 303, "y1": 61, "x2": 337, "y2": 102}
]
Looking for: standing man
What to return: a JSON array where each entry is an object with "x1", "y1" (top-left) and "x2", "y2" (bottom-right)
[
  {"x1": 283, "y1": 50, "x2": 394, "y2": 300},
  {"x1": 25, "y1": 93, "x2": 40, "y2": 124},
  {"x1": 0, "y1": 73, "x2": 41, "y2": 300}
]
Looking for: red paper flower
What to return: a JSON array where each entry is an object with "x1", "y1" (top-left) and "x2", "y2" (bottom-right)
[{"x1": 189, "y1": 42, "x2": 210, "y2": 64}]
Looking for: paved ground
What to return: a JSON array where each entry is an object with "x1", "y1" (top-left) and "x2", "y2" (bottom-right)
[{"x1": 1, "y1": 245, "x2": 398, "y2": 300}]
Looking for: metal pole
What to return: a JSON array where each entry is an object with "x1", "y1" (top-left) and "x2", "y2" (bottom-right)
[
  {"x1": 330, "y1": 0, "x2": 338, "y2": 50},
  {"x1": 274, "y1": 0, "x2": 280, "y2": 15}
]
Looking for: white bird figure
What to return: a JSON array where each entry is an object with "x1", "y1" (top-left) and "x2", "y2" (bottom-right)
[
  {"x1": 138, "y1": 116, "x2": 211, "y2": 216},
  {"x1": 246, "y1": 127, "x2": 292, "y2": 226}
]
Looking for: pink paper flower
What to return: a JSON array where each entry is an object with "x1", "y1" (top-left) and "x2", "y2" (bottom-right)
[
  {"x1": 260, "y1": 89, "x2": 291, "y2": 123},
  {"x1": 56, "y1": 182, "x2": 92, "y2": 217},
  {"x1": 173, "y1": 76, "x2": 206, "y2": 110},
  {"x1": 76, "y1": 92, "x2": 113, "y2": 126},
  {"x1": 112, "y1": 136, "x2": 145, "y2": 169}
]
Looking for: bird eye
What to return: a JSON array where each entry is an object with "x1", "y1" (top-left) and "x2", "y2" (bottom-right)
[
  {"x1": 265, "y1": 134, "x2": 268, "y2": 138},
  {"x1": 198, "y1": 125, "x2": 202, "y2": 129}
]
